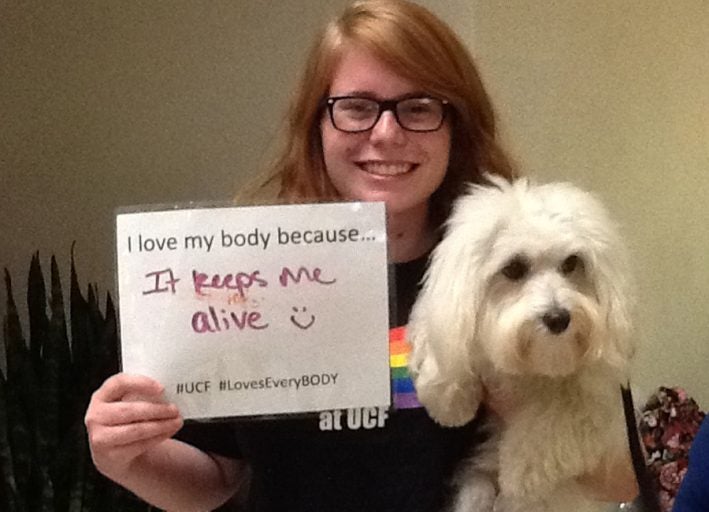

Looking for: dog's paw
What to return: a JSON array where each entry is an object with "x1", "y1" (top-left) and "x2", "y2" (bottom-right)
[
  {"x1": 417, "y1": 380, "x2": 481, "y2": 426},
  {"x1": 449, "y1": 477, "x2": 496, "y2": 512}
]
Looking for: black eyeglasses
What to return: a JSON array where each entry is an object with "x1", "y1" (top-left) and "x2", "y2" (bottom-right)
[{"x1": 325, "y1": 96, "x2": 449, "y2": 133}]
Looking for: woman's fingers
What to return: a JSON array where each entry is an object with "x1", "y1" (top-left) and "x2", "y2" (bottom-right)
[
  {"x1": 90, "y1": 416, "x2": 184, "y2": 450},
  {"x1": 86, "y1": 373, "x2": 179, "y2": 429},
  {"x1": 94, "y1": 400, "x2": 180, "y2": 427},
  {"x1": 85, "y1": 373, "x2": 186, "y2": 479},
  {"x1": 92, "y1": 373, "x2": 165, "y2": 403},
  {"x1": 85, "y1": 372, "x2": 182, "y2": 451}
]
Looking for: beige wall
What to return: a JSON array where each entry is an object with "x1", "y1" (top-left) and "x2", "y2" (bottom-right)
[
  {"x1": 1, "y1": 0, "x2": 348, "y2": 296},
  {"x1": 2, "y1": 1, "x2": 708, "y2": 408},
  {"x1": 468, "y1": 1, "x2": 709, "y2": 408}
]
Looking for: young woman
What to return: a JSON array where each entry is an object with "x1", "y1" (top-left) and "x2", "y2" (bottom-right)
[{"x1": 84, "y1": 1, "x2": 637, "y2": 510}]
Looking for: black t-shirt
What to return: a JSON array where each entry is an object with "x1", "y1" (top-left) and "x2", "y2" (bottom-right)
[{"x1": 176, "y1": 252, "x2": 484, "y2": 512}]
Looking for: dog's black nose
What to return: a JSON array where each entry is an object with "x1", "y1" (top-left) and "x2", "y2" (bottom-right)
[{"x1": 542, "y1": 309, "x2": 571, "y2": 334}]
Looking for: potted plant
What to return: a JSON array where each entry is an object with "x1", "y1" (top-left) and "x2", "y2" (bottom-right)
[{"x1": 1, "y1": 248, "x2": 155, "y2": 511}]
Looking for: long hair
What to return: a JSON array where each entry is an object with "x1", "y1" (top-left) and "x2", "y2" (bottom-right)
[{"x1": 245, "y1": 0, "x2": 518, "y2": 226}]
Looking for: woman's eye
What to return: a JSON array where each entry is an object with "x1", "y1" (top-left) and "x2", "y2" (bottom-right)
[
  {"x1": 345, "y1": 104, "x2": 368, "y2": 112},
  {"x1": 402, "y1": 101, "x2": 435, "y2": 117},
  {"x1": 408, "y1": 105, "x2": 431, "y2": 114},
  {"x1": 340, "y1": 100, "x2": 376, "y2": 115}
]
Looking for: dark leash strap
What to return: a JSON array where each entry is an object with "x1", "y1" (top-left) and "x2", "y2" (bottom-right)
[{"x1": 621, "y1": 384, "x2": 662, "y2": 512}]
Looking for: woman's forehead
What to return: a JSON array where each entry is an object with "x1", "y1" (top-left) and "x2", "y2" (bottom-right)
[{"x1": 327, "y1": 44, "x2": 422, "y2": 98}]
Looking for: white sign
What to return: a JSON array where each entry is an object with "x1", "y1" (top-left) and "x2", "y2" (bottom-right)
[{"x1": 115, "y1": 202, "x2": 390, "y2": 420}]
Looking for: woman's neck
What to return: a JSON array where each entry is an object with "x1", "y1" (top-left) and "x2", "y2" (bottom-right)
[{"x1": 386, "y1": 207, "x2": 436, "y2": 263}]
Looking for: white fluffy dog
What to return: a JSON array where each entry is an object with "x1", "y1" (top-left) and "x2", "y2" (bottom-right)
[{"x1": 408, "y1": 176, "x2": 635, "y2": 512}]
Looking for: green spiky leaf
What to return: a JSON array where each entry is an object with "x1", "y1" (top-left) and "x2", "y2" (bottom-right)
[
  {"x1": 28, "y1": 252, "x2": 49, "y2": 379},
  {"x1": 0, "y1": 366, "x2": 22, "y2": 512}
]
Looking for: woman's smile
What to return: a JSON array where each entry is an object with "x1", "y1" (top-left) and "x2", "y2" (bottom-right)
[{"x1": 356, "y1": 160, "x2": 418, "y2": 177}]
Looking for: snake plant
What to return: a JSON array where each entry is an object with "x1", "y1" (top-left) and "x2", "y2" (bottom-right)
[{"x1": 1, "y1": 250, "x2": 155, "y2": 511}]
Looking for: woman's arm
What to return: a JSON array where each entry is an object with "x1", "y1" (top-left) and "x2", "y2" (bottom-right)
[
  {"x1": 85, "y1": 373, "x2": 247, "y2": 511},
  {"x1": 109, "y1": 439, "x2": 247, "y2": 512}
]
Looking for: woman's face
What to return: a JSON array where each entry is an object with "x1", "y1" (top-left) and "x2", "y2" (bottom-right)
[{"x1": 320, "y1": 45, "x2": 451, "y2": 221}]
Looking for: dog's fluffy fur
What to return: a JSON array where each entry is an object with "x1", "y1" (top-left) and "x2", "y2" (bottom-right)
[{"x1": 408, "y1": 177, "x2": 635, "y2": 512}]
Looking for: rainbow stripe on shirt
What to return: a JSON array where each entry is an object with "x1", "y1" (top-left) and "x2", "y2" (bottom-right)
[{"x1": 389, "y1": 326, "x2": 422, "y2": 410}]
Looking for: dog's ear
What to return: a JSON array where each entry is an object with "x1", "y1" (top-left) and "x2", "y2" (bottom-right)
[
  {"x1": 579, "y1": 193, "x2": 636, "y2": 374},
  {"x1": 591, "y1": 242, "x2": 635, "y2": 373},
  {"x1": 408, "y1": 185, "x2": 504, "y2": 426}
]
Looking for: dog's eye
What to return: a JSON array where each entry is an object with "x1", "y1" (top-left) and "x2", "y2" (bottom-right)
[
  {"x1": 501, "y1": 257, "x2": 529, "y2": 281},
  {"x1": 561, "y1": 254, "x2": 582, "y2": 275}
]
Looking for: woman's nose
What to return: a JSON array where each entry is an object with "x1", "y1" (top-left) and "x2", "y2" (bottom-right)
[{"x1": 369, "y1": 111, "x2": 406, "y2": 146}]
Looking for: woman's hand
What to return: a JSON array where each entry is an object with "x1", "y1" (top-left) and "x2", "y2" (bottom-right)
[
  {"x1": 84, "y1": 373, "x2": 184, "y2": 480},
  {"x1": 85, "y1": 373, "x2": 246, "y2": 510}
]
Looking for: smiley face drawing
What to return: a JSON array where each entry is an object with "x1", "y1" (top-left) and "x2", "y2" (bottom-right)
[{"x1": 290, "y1": 306, "x2": 315, "y2": 330}]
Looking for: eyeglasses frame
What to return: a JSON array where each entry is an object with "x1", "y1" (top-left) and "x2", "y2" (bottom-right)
[{"x1": 324, "y1": 95, "x2": 450, "y2": 133}]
